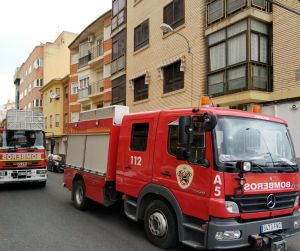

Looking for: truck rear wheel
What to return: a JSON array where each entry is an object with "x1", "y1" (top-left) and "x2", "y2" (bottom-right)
[
  {"x1": 74, "y1": 179, "x2": 90, "y2": 210},
  {"x1": 144, "y1": 199, "x2": 178, "y2": 249}
]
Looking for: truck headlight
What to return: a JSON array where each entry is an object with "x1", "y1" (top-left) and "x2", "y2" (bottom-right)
[
  {"x1": 225, "y1": 201, "x2": 239, "y2": 214},
  {"x1": 36, "y1": 170, "x2": 46, "y2": 174},
  {"x1": 215, "y1": 231, "x2": 241, "y2": 240},
  {"x1": 294, "y1": 196, "x2": 299, "y2": 207}
]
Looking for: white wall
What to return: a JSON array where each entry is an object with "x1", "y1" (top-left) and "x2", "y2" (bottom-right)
[{"x1": 262, "y1": 101, "x2": 300, "y2": 160}]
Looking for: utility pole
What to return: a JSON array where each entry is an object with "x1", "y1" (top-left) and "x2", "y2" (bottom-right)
[{"x1": 266, "y1": 0, "x2": 300, "y2": 16}]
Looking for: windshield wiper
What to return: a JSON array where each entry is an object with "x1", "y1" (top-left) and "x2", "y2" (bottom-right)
[
  {"x1": 273, "y1": 160, "x2": 298, "y2": 172},
  {"x1": 221, "y1": 160, "x2": 267, "y2": 173}
]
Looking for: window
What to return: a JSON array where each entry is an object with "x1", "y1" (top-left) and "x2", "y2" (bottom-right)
[
  {"x1": 28, "y1": 83, "x2": 32, "y2": 92},
  {"x1": 112, "y1": 0, "x2": 126, "y2": 30},
  {"x1": 79, "y1": 77, "x2": 89, "y2": 89},
  {"x1": 207, "y1": 18, "x2": 271, "y2": 96},
  {"x1": 50, "y1": 115, "x2": 53, "y2": 128},
  {"x1": 71, "y1": 83, "x2": 78, "y2": 94},
  {"x1": 34, "y1": 58, "x2": 43, "y2": 68},
  {"x1": 163, "y1": 61, "x2": 184, "y2": 94},
  {"x1": 134, "y1": 75, "x2": 148, "y2": 102},
  {"x1": 65, "y1": 86, "x2": 69, "y2": 98},
  {"x1": 227, "y1": 0, "x2": 246, "y2": 14},
  {"x1": 56, "y1": 88, "x2": 60, "y2": 97},
  {"x1": 71, "y1": 112, "x2": 79, "y2": 123},
  {"x1": 104, "y1": 64, "x2": 111, "y2": 78},
  {"x1": 55, "y1": 114, "x2": 60, "y2": 127},
  {"x1": 64, "y1": 113, "x2": 68, "y2": 127},
  {"x1": 71, "y1": 54, "x2": 79, "y2": 65},
  {"x1": 34, "y1": 99, "x2": 42, "y2": 107},
  {"x1": 134, "y1": 19, "x2": 149, "y2": 51},
  {"x1": 164, "y1": 0, "x2": 185, "y2": 29},
  {"x1": 111, "y1": 30, "x2": 126, "y2": 74},
  {"x1": 252, "y1": 0, "x2": 266, "y2": 9},
  {"x1": 112, "y1": 75, "x2": 126, "y2": 105},
  {"x1": 207, "y1": 0, "x2": 224, "y2": 24},
  {"x1": 168, "y1": 119, "x2": 206, "y2": 163},
  {"x1": 131, "y1": 123, "x2": 149, "y2": 152},
  {"x1": 34, "y1": 79, "x2": 43, "y2": 87},
  {"x1": 45, "y1": 117, "x2": 47, "y2": 129},
  {"x1": 79, "y1": 42, "x2": 90, "y2": 58},
  {"x1": 104, "y1": 25, "x2": 111, "y2": 41}
]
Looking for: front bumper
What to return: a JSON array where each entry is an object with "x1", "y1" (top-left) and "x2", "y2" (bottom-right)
[
  {"x1": 0, "y1": 168, "x2": 47, "y2": 184},
  {"x1": 207, "y1": 211, "x2": 300, "y2": 250}
]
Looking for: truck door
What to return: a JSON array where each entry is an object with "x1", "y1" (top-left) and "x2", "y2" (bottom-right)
[
  {"x1": 153, "y1": 114, "x2": 212, "y2": 220},
  {"x1": 120, "y1": 118, "x2": 154, "y2": 196}
]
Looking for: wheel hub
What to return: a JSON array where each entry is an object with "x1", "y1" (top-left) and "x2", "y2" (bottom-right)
[
  {"x1": 76, "y1": 186, "x2": 83, "y2": 204},
  {"x1": 148, "y1": 211, "x2": 168, "y2": 237}
]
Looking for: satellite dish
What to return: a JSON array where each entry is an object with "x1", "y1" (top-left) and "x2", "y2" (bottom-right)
[{"x1": 50, "y1": 92, "x2": 57, "y2": 99}]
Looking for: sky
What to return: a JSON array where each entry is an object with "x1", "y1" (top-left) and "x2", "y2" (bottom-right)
[{"x1": 0, "y1": 0, "x2": 111, "y2": 106}]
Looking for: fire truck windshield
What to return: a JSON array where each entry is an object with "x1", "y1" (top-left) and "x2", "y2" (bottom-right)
[
  {"x1": 1, "y1": 130, "x2": 44, "y2": 149},
  {"x1": 214, "y1": 116, "x2": 297, "y2": 172}
]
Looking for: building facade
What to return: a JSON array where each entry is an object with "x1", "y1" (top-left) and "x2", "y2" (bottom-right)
[
  {"x1": 126, "y1": 0, "x2": 206, "y2": 112},
  {"x1": 111, "y1": 0, "x2": 127, "y2": 106},
  {"x1": 14, "y1": 31, "x2": 77, "y2": 111},
  {"x1": 40, "y1": 75, "x2": 69, "y2": 156},
  {"x1": 68, "y1": 11, "x2": 112, "y2": 122},
  {"x1": 205, "y1": 0, "x2": 300, "y2": 160}
]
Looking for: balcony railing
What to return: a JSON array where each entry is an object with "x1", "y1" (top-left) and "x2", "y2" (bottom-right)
[
  {"x1": 90, "y1": 43, "x2": 104, "y2": 61},
  {"x1": 88, "y1": 80, "x2": 104, "y2": 95},
  {"x1": 78, "y1": 54, "x2": 91, "y2": 69},
  {"x1": 78, "y1": 87, "x2": 89, "y2": 100},
  {"x1": 111, "y1": 55, "x2": 125, "y2": 75}
]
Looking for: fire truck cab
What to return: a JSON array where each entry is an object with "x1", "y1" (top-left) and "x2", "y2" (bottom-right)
[{"x1": 64, "y1": 105, "x2": 300, "y2": 250}]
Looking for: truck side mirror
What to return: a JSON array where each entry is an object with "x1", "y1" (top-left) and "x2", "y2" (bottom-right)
[
  {"x1": 178, "y1": 116, "x2": 193, "y2": 145},
  {"x1": 202, "y1": 113, "x2": 217, "y2": 132},
  {"x1": 176, "y1": 147, "x2": 191, "y2": 161}
]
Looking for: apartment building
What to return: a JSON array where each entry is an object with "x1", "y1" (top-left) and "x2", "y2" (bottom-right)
[
  {"x1": 40, "y1": 75, "x2": 69, "y2": 155},
  {"x1": 205, "y1": 0, "x2": 300, "y2": 159},
  {"x1": 14, "y1": 31, "x2": 77, "y2": 111},
  {"x1": 126, "y1": 0, "x2": 206, "y2": 112},
  {"x1": 111, "y1": 0, "x2": 127, "y2": 105},
  {"x1": 68, "y1": 11, "x2": 112, "y2": 122}
]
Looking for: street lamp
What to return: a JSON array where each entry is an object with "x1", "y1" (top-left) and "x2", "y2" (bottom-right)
[{"x1": 160, "y1": 23, "x2": 191, "y2": 53}]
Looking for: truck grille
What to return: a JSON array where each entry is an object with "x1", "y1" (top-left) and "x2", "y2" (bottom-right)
[{"x1": 227, "y1": 192, "x2": 299, "y2": 213}]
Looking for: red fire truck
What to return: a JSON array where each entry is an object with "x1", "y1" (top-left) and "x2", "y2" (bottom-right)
[
  {"x1": 64, "y1": 104, "x2": 300, "y2": 250},
  {"x1": 0, "y1": 110, "x2": 47, "y2": 186}
]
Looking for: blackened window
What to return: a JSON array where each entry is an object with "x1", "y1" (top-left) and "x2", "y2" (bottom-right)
[
  {"x1": 168, "y1": 125, "x2": 178, "y2": 156},
  {"x1": 163, "y1": 0, "x2": 185, "y2": 30},
  {"x1": 112, "y1": 0, "x2": 126, "y2": 31},
  {"x1": 163, "y1": 61, "x2": 184, "y2": 94},
  {"x1": 112, "y1": 75, "x2": 126, "y2": 105},
  {"x1": 112, "y1": 30, "x2": 126, "y2": 74},
  {"x1": 112, "y1": 30, "x2": 126, "y2": 60},
  {"x1": 134, "y1": 19, "x2": 149, "y2": 51},
  {"x1": 131, "y1": 123, "x2": 149, "y2": 151},
  {"x1": 134, "y1": 75, "x2": 148, "y2": 102}
]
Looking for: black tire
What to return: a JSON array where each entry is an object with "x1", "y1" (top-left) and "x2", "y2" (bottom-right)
[
  {"x1": 144, "y1": 199, "x2": 178, "y2": 249},
  {"x1": 73, "y1": 179, "x2": 90, "y2": 210}
]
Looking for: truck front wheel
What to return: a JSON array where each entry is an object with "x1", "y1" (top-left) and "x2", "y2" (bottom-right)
[
  {"x1": 144, "y1": 199, "x2": 178, "y2": 249},
  {"x1": 73, "y1": 179, "x2": 90, "y2": 210}
]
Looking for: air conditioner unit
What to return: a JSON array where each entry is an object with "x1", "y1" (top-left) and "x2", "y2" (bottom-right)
[
  {"x1": 50, "y1": 92, "x2": 60, "y2": 100},
  {"x1": 88, "y1": 35, "x2": 95, "y2": 43}
]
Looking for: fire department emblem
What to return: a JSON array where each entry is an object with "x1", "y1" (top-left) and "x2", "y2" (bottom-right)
[{"x1": 176, "y1": 164, "x2": 194, "y2": 189}]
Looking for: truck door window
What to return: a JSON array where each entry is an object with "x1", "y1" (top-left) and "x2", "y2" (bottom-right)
[
  {"x1": 131, "y1": 123, "x2": 149, "y2": 152},
  {"x1": 0, "y1": 132, "x2": 3, "y2": 147},
  {"x1": 168, "y1": 121, "x2": 206, "y2": 164}
]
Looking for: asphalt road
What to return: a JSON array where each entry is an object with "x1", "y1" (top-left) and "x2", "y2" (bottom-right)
[{"x1": 0, "y1": 173, "x2": 299, "y2": 251}]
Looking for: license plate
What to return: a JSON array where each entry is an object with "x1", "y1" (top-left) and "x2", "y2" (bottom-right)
[
  {"x1": 261, "y1": 222, "x2": 283, "y2": 233},
  {"x1": 18, "y1": 172, "x2": 27, "y2": 176}
]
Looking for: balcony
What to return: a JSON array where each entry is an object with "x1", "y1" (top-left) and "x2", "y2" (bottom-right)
[
  {"x1": 90, "y1": 43, "x2": 104, "y2": 61},
  {"x1": 206, "y1": 0, "x2": 271, "y2": 26},
  {"x1": 78, "y1": 55, "x2": 91, "y2": 69},
  {"x1": 111, "y1": 55, "x2": 125, "y2": 75},
  {"x1": 78, "y1": 87, "x2": 89, "y2": 101},
  {"x1": 88, "y1": 80, "x2": 104, "y2": 96}
]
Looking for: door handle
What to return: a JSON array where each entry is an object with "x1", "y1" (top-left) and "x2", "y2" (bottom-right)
[
  {"x1": 125, "y1": 165, "x2": 132, "y2": 170},
  {"x1": 161, "y1": 171, "x2": 172, "y2": 177}
]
